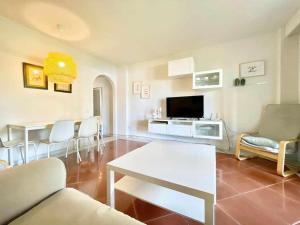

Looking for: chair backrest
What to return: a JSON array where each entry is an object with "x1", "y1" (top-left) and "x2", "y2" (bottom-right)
[
  {"x1": 0, "y1": 137, "x2": 4, "y2": 147},
  {"x1": 49, "y1": 120, "x2": 75, "y2": 143},
  {"x1": 78, "y1": 117, "x2": 98, "y2": 138},
  {"x1": 258, "y1": 104, "x2": 300, "y2": 141}
]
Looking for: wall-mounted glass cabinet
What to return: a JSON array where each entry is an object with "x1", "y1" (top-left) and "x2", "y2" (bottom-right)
[{"x1": 193, "y1": 69, "x2": 223, "y2": 89}]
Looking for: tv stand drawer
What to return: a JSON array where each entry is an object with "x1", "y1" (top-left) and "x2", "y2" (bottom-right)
[
  {"x1": 148, "y1": 119, "x2": 223, "y2": 140},
  {"x1": 148, "y1": 123, "x2": 167, "y2": 134},
  {"x1": 168, "y1": 124, "x2": 193, "y2": 137}
]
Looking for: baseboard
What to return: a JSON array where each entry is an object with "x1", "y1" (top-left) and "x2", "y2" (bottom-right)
[{"x1": 116, "y1": 134, "x2": 234, "y2": 154}]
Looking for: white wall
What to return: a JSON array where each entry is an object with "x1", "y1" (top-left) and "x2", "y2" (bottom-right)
[
  {"x1": 122, "y1": 32, "x2": 279, "y2": 150},
  {"x1": 116, "y1": 66, "x2": 129, "y2": 136},
  {"x1": 281, "y1": 7, "x2": 300, "y2": 104},
  {"x1": 280, "y1": 34, "x2": 299, "y2": 103},
  {"x1": 0, "y1": 16, "x2": 118, "y2": 162},
  {"x1": 93, "y1": 76, "x2": 113, "y2": 135}
]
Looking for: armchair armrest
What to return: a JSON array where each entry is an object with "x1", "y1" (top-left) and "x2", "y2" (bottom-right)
[
  {"x1": 236, "y1": 132, "x2": 258, "y2": 142},
  {"x1": 277, "y1": 138, "x2": 300, "y2": 177},
  {"x1": 279, "y1": 138, "x2": 300, "y2": 145},
  {"x1": 235, "y1": 132, "x2": 259, "y2": 160}
]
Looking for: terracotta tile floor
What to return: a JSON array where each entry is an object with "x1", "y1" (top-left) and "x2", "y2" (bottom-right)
[{"x1": 61, "y1": 139, "x2": 300, "y2": 225}]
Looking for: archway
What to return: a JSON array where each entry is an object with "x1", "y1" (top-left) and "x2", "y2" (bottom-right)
[{"x1": 93, "y1": 75, "x2": 114, "y2": 136}]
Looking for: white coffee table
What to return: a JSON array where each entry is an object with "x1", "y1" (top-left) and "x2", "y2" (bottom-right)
[{"x1": 106, "y1": 141, "x2": 216, "y2": 225}]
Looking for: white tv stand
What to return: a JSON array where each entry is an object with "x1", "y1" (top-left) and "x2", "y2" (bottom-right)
[{"x1": 148, "y1": 119, "x2": 223, "y2": 140}]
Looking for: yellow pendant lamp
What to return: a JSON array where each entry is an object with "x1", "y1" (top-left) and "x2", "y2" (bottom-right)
[{"x1": 44, "y1": 52, "x2": 77, "y2": 84}]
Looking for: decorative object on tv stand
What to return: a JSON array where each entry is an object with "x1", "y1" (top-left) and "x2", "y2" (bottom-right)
[
  {"x1": 54, "y1": 83, "x2": 72, "y2": 93},
  {"x1": 141, "y1": 84, "x2": 150, "y2": 99},
  {"x1": 23, "y1": 62, "x2": 48, "y2": 90},
  {"x1": 240, "y1": 60, "x2": 265, "y2": 78},
  {"x1": 44, "y1": 52, "x2": 77, "y2": 84},
  {"x1": 152, "y1": 107, "x2": 162, "y2": 119},
  {"x1": 132, "y1": 81, "x2": 142, "y2": 94}
]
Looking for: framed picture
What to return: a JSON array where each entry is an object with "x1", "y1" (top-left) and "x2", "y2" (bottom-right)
[
  {"x1": 133, "y1": 81, "x2": 142, "y2": 94},
  {"x1": 240, "y1": 60, "x2": 265, "y2": 78},
  {"x1": 141, "y1": 84, "x2": 150, "y2": 99},
  {"x1": 23, "y1": 62, "x2": 48, "y2": 90},
  {"x1": 54, "y1": 83, "x2": 72, "y2": 93}
]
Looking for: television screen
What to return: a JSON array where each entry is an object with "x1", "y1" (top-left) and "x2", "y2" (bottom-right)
[{"x1": 166, "y1": 95, "x2": 204, "y2": 118}]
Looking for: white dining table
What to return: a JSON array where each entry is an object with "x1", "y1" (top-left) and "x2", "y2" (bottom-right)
[{"x1": 7, "y1": 120, "x2": 82, "y2": 164}]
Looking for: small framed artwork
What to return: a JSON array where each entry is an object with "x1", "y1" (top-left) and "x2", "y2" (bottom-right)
[
  {"x1": 54, "y1": 83, "x2": 72, "y2": 93},
  {"x1": 240, "y1": 60, "x2": 265, "y2": 78},
  {"x1": 141, "y1": 84, "x2": 150, "y2": 99},
  {"x1": 133, "y1": 81, "x2": 142, "y2": 95},
  {"x1": 23, "y1": 62, "x2": 48, "y2": 90}
]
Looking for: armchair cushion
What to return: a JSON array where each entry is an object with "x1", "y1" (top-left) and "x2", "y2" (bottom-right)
[
  {"x1": 242, "y1": 136, "x2": 279, "y2": 149},
  {"x1": 241, "y1": 139, "x2": 279, "y2": 154},
  {"x1": 241, "y1": 135, "x2": 296, "y2": 154}
]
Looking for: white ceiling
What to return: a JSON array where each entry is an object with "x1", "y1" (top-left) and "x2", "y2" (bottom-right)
[{"x1": 0, "y1": 0, "x2": 299, "y2": 64}]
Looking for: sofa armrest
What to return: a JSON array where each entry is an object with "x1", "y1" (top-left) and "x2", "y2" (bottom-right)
[{"x1": 0, "y1": 158, "x2": 66, "y2": 224}]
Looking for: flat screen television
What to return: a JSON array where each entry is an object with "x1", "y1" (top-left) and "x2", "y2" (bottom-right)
[{"x1": 166, "y1": 95, "x2": 204, "y2": 119}]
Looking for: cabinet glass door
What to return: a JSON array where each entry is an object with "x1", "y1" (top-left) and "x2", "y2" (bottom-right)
[
  {"x1": 194, "y1": 72, "x2": 220, "y2": 87},
  {"x1": 194, "y1": 123, "x2": 220, "y2": 138}
]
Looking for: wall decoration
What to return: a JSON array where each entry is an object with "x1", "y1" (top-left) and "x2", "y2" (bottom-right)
[
  {"x1": 23, "y1": 62, "x2": 48, "y2": 90},
  {"x1": 54, "y1": 83, "x2": 72, "y2": 93},
  {"x1": 133, "y1": 81, "x2": 142, "y2": 94},
  {"x1": 141, "y1": 84, "x2": 151, "y2": 99},
  {"x1": 240, "y1": 60, "x2": 265, "y2": 78},
  {"x1": 234, "y1": 78, "x2": 240, "y2": 86},
  {"x1": 240, "y1": 78, "x2": 246, "y2": 86},
  {"x1": 234, "y1": 78, "x2": 246, "y2": 87}
]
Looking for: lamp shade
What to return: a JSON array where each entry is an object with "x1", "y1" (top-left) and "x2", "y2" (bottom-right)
[{"x1": 44, "y1": 52, "x2": 77, "y2": 84}]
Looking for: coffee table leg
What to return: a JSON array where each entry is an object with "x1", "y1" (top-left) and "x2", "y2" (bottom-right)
[
  {"x1": 205, "y1": 196, "x2": 215, "y2": 225},
  {"x1": 107, "y1": 168, "x2": 115, "y2": 208}
]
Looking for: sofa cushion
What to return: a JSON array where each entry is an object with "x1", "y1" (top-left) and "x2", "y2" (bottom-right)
[
  {"x1": 242, "y1": 136, "x2": 279, "y2": 149},
  {"x1": 0, "y1": 158, "x2": 66, "y2": 225},
  {"x1": 9, "y1": 188, "x2": 145, "y2": 225}
]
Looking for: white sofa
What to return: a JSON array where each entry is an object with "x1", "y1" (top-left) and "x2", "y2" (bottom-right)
[{"x1": 0, "y1": 158, "x2": 145, "y2": 225}]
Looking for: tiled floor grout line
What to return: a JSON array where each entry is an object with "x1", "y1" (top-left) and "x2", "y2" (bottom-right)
[
  {"x1": 130, "y1": 198, "x2": 139, "y2": 220},
  {"x1": 143, "y1": 212, "x2": 175, "y2": 224},
  {"x1": 217, "y1": 205, "x2": 242, "y2": 225},
  {"x1": 265, "y1": 180, "x2": 300, "y2": 206},
  {"x1": 67, "y1": 178, "x2": 101, "y2": 185},
  {"x1": 217, "y1": 180, "x2": 285, "y2": 202}
]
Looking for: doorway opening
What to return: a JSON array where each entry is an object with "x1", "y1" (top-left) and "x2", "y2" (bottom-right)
[{"x1": 93, "y1": 75, "x2": 113, "y2": 137}]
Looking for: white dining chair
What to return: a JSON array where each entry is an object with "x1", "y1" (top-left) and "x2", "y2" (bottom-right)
[
  {"x1": 74, "y1": 117, "x2": 102, "y2": 162},
  {"x1": 40, "y1": 120, "x2": 75, "y2": 159},
  {"x1": 0, "y1": 137, "x2": 37, "y2": 166}
]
